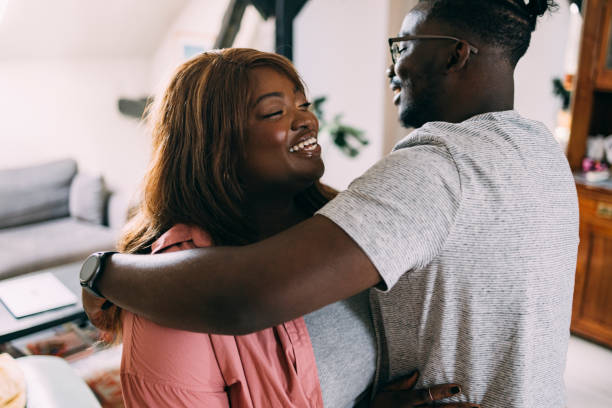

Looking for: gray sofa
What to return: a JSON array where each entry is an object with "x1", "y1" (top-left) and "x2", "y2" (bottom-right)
[{"x1": 0, "y1": 159, "x2": 129, "y2": 280}]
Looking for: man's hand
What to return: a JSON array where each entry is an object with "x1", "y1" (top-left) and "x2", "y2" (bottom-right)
[
  {"x1": 371, "y1": 371, "x2": 479, "y2": 408},
  {"x1": 82, "y1": 289, "x2": 113, "y2": 331}
]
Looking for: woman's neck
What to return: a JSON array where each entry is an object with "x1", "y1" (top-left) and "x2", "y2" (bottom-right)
[{"x1": 245, "y1": 193, "x2": 308, "y2": 240}]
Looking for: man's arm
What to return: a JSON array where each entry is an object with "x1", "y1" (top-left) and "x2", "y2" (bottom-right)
[{"x1": 97, "y1": 215, "x2": 380, "y2": 335}]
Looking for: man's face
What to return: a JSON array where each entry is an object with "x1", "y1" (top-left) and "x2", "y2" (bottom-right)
[{"x1": 392, "y1": 5, "x2": 445, "y2": 129}]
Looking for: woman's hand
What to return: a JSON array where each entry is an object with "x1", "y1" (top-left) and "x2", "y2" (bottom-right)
[
  {"x1": 371, "y1": 371, "x2": 479, "y2": 408},
  {"x1": 82, "y1": 289, "x2": 114, "y2": 331}
]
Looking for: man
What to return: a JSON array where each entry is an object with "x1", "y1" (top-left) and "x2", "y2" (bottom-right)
[{"x1": 83, "y1": 1, "x2": 578, "y2": 406}]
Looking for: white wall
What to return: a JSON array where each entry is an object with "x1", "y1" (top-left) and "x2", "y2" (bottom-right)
[
  {"x1": 294, "y1": 0, "x2": 391, "y2": 190},
  {"x1": 149, "y1": 0, "x2": 226, "y2": 94},
  {"x1": 233, "y1": 5, "x2": 275, "y2": 52},
  {"x1": 0, "y1": 58, "x2": 151, "y2": 192},
  {"x1": 150, "y1": 1, "x2": 274, "y2": 95},
  {"x1": 515, "y1": 2, "x2": 571, "y2": 132},
  {"x1": 383, "y1": 0, "x2": 419, "y2": 154}
]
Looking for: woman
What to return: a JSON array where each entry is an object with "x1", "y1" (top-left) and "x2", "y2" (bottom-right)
[
  {"x1": 99, "y1": 48, "x2": 469, "y2": 408},
  {"x1": 104, "y1": 48, "x2": 329, "y2": 407}
]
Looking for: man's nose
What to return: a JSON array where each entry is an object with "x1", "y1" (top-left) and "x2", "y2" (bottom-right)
[
  {"x1": 386, "y1": 63, "x2": 396, "y2": 79},
  {"x1": 387, "y1": 64, "x2": 401, "y2": 92}
]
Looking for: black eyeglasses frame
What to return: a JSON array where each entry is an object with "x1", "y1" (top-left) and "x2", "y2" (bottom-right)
[{"x1": 388, "y1": 35, "x2": 479, "y2": 64}]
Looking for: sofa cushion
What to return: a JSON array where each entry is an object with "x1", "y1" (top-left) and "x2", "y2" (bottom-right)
[
  {"x1": 0, "y1": 159, "x2": 77, "y2": 229},
  {"x1": 0, "y1": 218, "x2": 117, "y2": 280},
  {"x1": 69, "y1": 174, "x2": 106, "y2": 225}
]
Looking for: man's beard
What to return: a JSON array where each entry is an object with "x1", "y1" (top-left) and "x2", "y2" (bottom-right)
[{"x1": 398, "y1": 81, "x2": 440, "y2": 129}]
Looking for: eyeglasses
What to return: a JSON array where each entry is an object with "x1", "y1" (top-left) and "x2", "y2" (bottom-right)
[{"x1": 388, "y1": 35, "x2": 479, "y2": 64}]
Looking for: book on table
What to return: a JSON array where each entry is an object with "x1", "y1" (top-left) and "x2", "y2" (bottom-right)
[{"x1": 0, "y1": 272, "x2": 78, "y2": 318}]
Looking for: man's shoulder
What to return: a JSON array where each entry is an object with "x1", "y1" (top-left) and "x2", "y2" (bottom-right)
[
  {"x1": 391, "y1": 120, "x2": 475, "y2": 153},
  {"x1": 391, "y1": 111, "x2": 556, "y2": 170}
]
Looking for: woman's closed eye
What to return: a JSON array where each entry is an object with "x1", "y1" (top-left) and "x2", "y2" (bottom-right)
[
  {"x1": 299, "y1": 101, "x2": 312, "y2": 111},
  {"x1": 261, "y1": 101, "x2": 310, "y2": 118},
  {"x1": 262, "y1": 110, "x2": 283, "y2": 118}
]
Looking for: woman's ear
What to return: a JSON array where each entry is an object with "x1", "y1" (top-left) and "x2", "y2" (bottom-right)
[{"x1": 446, "y1": 41, "x2": 471, "y2": 72}]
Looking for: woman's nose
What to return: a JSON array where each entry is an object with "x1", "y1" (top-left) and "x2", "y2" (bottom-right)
[{"x1": 292, "y1": 110, "x2": 316, "y2": 131}]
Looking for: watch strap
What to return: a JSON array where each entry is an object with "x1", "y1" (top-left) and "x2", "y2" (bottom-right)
[{"x1": 86, "y1": 251, "x2": 117, "y2": 298}]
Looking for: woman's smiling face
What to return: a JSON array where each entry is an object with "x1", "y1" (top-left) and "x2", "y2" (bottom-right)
[{"x1": 240, "y1": 67, "x2": 324, "y2": 195}]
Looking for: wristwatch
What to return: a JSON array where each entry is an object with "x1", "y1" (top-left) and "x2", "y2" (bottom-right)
[{"x1": 80, "y1": 251, "x2": 117, "y2": 298}]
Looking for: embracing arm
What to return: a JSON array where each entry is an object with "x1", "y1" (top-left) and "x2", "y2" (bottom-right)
[
  {"x1": 96, "y1": 215, "x2": 380, "y2": 335},
  {"x1": 93, "y1": 146, "x2": 461, "y2": 335}
]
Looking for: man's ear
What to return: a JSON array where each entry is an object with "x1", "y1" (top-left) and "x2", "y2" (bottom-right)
[{"x1": 446, "y1": 41, "x2": 470, "y2": 72}]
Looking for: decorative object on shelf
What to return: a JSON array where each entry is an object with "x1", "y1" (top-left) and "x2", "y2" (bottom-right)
[
  {"x1": 604, "y1": 134, "x2": 612, "y2": 162},
  {"x1": 582, "y1": 159, "x2": 609, "y2": 182},
  {"x1": 312, "y1": 96, "x2": 368, "y2": 158},
  {"x1": 587, "y1": 135, "x2": 607, "y2": 161},
  {"x1": 582, "y1": 135, "x2": 611, "y2": 182}
]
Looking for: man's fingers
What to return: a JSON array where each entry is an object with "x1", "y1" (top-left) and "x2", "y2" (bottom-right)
[
  {"x1": 400, "y1": 383, "x2": 463, "y2": 406},
  {"x1": 382, "y1": 371, "x2": 419, "y2": 391},
  {"x1": 428, "y1": 383, "x2": 462, "y2": 401},
  {"x1": 373, "y1": 379, "x2": 479, "y2": 408}
]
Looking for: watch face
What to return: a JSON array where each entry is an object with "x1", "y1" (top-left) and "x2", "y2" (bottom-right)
[{"x1": 80, "y1": 254, "x2": 101, "y2": 283}]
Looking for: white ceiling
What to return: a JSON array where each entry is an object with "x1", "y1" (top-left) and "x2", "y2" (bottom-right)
[{"x1": 0, "y1": 0, "x2": 190, "y2": 59}]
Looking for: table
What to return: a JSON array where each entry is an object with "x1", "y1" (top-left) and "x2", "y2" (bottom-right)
[{"x1": 0, "y1": 262, "x2": 87, "y2": 343}]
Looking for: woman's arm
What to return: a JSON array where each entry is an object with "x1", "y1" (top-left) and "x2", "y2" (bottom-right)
[{"x1": 94, "y1": 215, "x2": 380, "y2": 335}]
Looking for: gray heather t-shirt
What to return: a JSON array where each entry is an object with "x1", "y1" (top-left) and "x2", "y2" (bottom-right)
[
  {"x1": 317, "y1": 111, "x2": 579, "y2": 407},
  {"x1": 304, "y1": 291, "x2": 376, "y2": 408}
]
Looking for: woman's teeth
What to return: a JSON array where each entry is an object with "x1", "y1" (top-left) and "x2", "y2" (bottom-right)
[{"x1": 289, "y1": 137, "x2": 318, "y2": 153}]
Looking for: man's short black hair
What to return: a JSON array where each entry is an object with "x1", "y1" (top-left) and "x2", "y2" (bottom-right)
[{"x1": 423, "y1": 0, "x2": 558, "y2": 65}]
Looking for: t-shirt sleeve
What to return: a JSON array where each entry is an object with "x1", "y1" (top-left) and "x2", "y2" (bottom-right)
[{"x1": 316, "y1": 144, "x2": 461, "y2": 290}]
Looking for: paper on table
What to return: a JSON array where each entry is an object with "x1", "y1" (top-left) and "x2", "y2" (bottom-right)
[{"x1": 0, "y1": 272, "x2": 78, "y2": 318}]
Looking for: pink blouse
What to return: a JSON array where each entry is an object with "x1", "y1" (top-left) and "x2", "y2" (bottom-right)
[{"x1": 120, "y1": 224, "x2": 323, "y2": 407}]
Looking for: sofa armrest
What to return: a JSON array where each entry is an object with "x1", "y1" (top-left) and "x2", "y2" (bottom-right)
[
  {"x1": 106, "y1": 191, "x2": 133, "y2": 231},
  {"x1": 69, "y1": 174, "x2": 107, "y2": 225}
]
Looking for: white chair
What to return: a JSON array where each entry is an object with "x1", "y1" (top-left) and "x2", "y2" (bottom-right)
[{"x1": 16, "y1": 355, "x2": 101, "y2": 408}]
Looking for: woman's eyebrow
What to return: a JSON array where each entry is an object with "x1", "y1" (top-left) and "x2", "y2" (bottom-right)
[{"x1": 254, "y1": 92, "x2": 283, "y2": 106}]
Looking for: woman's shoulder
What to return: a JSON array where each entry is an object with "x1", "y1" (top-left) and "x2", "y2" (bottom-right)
[{"x1": 151, "y1": 224, "x2": 214, "y2": 254}]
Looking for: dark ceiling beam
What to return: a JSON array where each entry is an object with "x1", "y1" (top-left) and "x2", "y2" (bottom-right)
[
  {"x1": 214, "y1": 0, "x2": 249, "y2": 49},
  {"x1": 274, "y1": 0, "x2": 308, "y2": 60},
  {"x1": 215, "y1": 0, "x2": 310, "y2": 60}
]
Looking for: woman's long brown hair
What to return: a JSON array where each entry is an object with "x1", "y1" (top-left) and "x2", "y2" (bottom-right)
[{"x1": 101, "y1": 49, "x2": 335, "y2": 343}]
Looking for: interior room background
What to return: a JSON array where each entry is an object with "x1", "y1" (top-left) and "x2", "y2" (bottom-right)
[{"x1": 0, "y1": 0, "x2": 573, "y2": 194}]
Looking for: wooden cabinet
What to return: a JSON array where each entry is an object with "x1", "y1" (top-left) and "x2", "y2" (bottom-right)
[
  {"x1": 567, "y1": 0, "x2": 612, "y2": 348},
  {"x1": 568, "y1": 0, "x2": 612, "y2": 168},
  {"x1": 572, "y1": 183, "x2": 612, "y2": 347},
  {"x1": 595, "y1": 1, "x2": 612, "y2": 90}
]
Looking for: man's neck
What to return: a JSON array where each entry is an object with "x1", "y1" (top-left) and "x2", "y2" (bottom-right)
[{"x1": 444, "y1": 64, "x2": 515, "y2": 123}]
